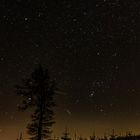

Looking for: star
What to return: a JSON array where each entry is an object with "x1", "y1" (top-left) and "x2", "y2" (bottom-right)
[{"x1": 66, "y1": 109, "x2": 72, "y2": 116}]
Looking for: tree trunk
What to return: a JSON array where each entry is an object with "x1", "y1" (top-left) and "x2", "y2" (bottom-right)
[{"x1": 38, "y1": 100, "x2": 43, "y2": 140}]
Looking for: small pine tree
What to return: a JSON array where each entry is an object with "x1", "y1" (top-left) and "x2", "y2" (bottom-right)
[
  {"x1": 61, "y1": 128, "x2": 71, "y2": 140},
  {"x1": 16, "y1": 65, "x2": 56, "y2": 140},
  {"x1": 17, "y1": 133, "x2": 23, "y2": 140}
]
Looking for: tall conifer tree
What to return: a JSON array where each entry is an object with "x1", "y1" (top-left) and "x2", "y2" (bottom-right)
[{"x1": 16, "y1": 65, "x2": 56, "y2": 140}]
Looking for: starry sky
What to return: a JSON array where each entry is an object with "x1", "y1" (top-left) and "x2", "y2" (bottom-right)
[{"x1": 0, "y1": 0, "x2": 140, "y2": 139}]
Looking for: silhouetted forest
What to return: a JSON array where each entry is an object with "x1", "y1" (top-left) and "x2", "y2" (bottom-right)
[{"x1": 16, "y1": 65, "x2": 140, "y2": 140}]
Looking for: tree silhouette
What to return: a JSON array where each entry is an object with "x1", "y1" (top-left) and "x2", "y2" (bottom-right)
[
  {"x1": 61, "y1": 128, "x2": 71, "y2": 140},
  {"x1": 16, "y1": 65, "x2": 56, "y2": 140}
]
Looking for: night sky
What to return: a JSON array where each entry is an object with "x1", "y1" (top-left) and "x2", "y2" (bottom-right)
[{"x1": 0, "y1": 0, "x2": 140, "y2": 139}]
